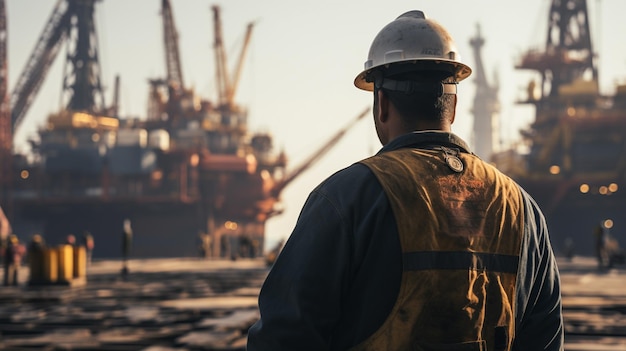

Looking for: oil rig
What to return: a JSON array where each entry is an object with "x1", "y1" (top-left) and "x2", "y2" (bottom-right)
[
  {"x1": 487, "y1": 0, "x2": 626, "y2": 256},
  {"x1": 0, "y1": 0, "x2": 366, "y2": 258}
]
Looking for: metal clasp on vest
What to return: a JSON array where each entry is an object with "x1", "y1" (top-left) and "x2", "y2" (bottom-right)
[{"x1": 437, "y1": 146, "x2": 464, "y2": 173}]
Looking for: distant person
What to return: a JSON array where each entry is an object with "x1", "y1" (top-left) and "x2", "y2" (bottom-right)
[
  {"x1": 27, "y1": 234, "x2": 46, "y2": 283},
  {"x1": 251, "y1": 237, "x2": 261, "y2": 258},
  {"x1": 83, "y1": 231, "x2": 95, "y2": 265},
  {"x1": 3, "y1": 235, "x2": 26, "y2": 286},
  {"x1": 27, "y1": 234, "x2": 45, "y2": 257},
  {"x1": 198, "y1": 232, "x2": 212, "y2": 259},
  {"x1": 65, "y1": 234, "x2": 76, "y2": 246},
  {"x1": 239, "y1": 235, "x2": 252, "y2": 258},
  {"x1": 248, "y1": 10, "x2": 563, "y2": 351},
  {"x1": 593, "y1": 222, "x2": 606, "y2": 269},
  {"x1": 121, "y1": 219, "x2": 133, "y2": 276}
]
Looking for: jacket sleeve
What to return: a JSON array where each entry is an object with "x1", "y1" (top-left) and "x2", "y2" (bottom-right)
[
  {"x1": 247, "y1": 189, "x2": 352, "y2": 351},
  {"x1": 513, "y1": 190, "x2": 564, "y2": 351}
]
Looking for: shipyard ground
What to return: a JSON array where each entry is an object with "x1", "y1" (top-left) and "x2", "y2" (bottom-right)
[{"x1": 0, "y1": 256, "x2": 624, "y2": 351}]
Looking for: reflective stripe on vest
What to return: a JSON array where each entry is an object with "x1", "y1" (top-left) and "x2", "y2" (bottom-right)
[{"x1": 353, "y1": 148, "x2": 524, "y2": 351}]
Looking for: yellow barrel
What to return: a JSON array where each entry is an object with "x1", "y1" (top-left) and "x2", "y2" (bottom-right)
[
  {"x1": 43, "y1": 248, "x2": 58, "y2": 283},
  {"x1": 73, "y1": 246, "x2": 87, "y2": 278},
  {"x1": 57, "y1": 245, "x2": 74, "y2": 282}
]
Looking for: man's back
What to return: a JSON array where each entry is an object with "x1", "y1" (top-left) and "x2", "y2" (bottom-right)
[{"x1": 248, "y1": 132, "x2": 563, "y2": 350}]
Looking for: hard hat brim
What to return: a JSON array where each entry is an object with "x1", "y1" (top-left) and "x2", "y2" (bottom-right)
[{"x1": 354, "y1": 59, "x2": 472, "y2": 91}]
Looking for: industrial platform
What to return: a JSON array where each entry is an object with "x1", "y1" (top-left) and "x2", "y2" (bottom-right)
[{"x1": 0, "y1": 256, "x2": 624, "y2": 350}]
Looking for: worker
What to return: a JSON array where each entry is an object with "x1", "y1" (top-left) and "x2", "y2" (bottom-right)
[
  {"x1": 198, "y1": 232, "x2": 212, "y2": 259},
  {"x1": 27, "y1": 234, "x2": 46, "y2": 283},
  {"x1": 247, "y1": 10, "x2": 563, "y2": 351},
  {"x1": 3, "y1": 234, "x2": 26, "y2": 286},
  {"x1": 121, "y1": 219, "x2": 132, "y2": 276},
  {"x1": 83, "y1": 231, "x2": 95, "y2": 266}
]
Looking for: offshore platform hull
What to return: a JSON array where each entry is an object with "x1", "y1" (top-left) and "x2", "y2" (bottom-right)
[
  {"x1": 517, "y1": 178, "x2": 626, "y2": 256},
  {"x1": 13, "y1": 200, "x2": 264, "y2": 259}
]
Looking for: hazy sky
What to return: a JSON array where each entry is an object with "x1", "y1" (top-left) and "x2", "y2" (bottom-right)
[{"x1": 7, "y1": 0, "x2": 626, "y2": 248}]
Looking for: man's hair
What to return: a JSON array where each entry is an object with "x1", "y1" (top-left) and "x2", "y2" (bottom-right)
[{"x1": 378, "y1": 70, "x2": 456, "y2": 123}]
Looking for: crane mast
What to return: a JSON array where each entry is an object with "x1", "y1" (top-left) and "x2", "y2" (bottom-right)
[
  {"x1": 211, "y1": 5, "x2": 254, "y2": 109},
  {"x1": 161, "y1": 0, "x2": 184, "y2": 91},
  {"x1": 146, "y1": 0, "x2": 187, "y2": 124},
  {"x1": 229, "y1": 22, "x2": 254, "y2": 106},
  {"x1": 212, "y1": 5, "x2": 229, "y2": 108},
  {"x1": 0, "y1": 0, "x2": 10, "y2": 215}
]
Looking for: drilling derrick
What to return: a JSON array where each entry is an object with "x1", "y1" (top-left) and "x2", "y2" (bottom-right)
[
  {"x1": 492, "y1": 0, "x2": 626, "y2": 255},
  {"x1": 518, "y1": 0, "x2": 596, "y2": 102},
  {"x1": 61, "y1": 1, "x2": 105, "y2": 113},
  {"x1": 10, "y1": 0, "x2": 108, "y2": 134},
  {"x1": 469, "y1": 24, "x2": 500, "y2": 161}
]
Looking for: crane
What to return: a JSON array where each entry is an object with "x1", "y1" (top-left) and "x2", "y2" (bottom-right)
[
  {"x1": 211, "y1": 5, "x2": 254, "y2": 109},
  {"x1": 0, "y1": 0, "x2": 11, "y2": 217},
  {"x1": 270, "y1": 107, "x2": 370, "y2": 198},
  {"x1": 146, "y1": 0, "x2": 187, "y2": 124},
  {"x1": 9, "y1": 0, "x2": 106, "y2": 135},
  {"x1": 161, "y1": 0, "x2": 184, "y2": 92}
]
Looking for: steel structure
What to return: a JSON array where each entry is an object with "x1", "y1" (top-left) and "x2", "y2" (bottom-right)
[
  {"x1": 492, "y1": 0, "x2": 626, "y2": 255},
  {"x1": 161, "y1": 0, "x2": 184, "y2": 92},
  {"x1": 9, "y1": 1, "x2": 365, "y2": 258},
  {"x1": 469, "y1": 24, "x2": 500, "y2": 161},
  {"x1": 212, "y1": 5, "x2": 254, "y2": 109},
  {"x1": 0, "y1": 0, "x2": 11, "y2": 227},
  {"x1": 10, "y1": 0, "x2": 106, "y2": 134}
]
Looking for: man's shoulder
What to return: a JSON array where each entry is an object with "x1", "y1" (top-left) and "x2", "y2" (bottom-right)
[{"x1": 316, "y1": 162, "x2": 376, "y2": 191}]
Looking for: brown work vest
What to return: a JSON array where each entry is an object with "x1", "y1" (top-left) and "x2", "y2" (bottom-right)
[{"x1": 353, "y1": 147, "x2": 524, "y2": 351}]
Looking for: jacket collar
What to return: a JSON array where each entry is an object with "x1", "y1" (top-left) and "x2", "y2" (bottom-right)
[{"x1": 377, "y1": 131, "x2": 472, "y2": 155}]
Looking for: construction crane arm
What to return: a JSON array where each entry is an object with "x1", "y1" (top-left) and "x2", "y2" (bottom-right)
[
  {"x1": 10, "y1": 0, "x2": 70, "y2": 133},
  {"x1": 211, "y1": 5, "x2": 254, "y2": 108},
  {"x1": 228, "y1": 21, "x2": 254, "y2": 104},
  {"x1": 212, "y1": 5, "x2": 229, "y2": 106},
  {"x1": 161, "y1": 0, "x2": 184, "y2": 90},
  {"x1": 271, "y1": 107, "x2": 370, "y2": 197}
]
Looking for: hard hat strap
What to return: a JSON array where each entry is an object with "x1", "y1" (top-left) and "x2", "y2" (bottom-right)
[{"x1": 379, "y1": 79, "x2": 457, "y2": 96}]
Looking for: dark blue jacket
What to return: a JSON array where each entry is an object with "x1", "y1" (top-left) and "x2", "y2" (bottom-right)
[{"x1": 248, "y1": 131, "x2": 564, "y2": 351}]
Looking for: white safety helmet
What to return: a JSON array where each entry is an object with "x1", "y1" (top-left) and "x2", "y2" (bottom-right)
[{"x1": 354, "y1": 10, "x2": 472, "y2": 91}]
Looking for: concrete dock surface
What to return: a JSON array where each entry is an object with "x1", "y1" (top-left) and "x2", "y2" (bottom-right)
[{"x1": 0, "y1": 255, "x2": 624, "y2": 350}]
